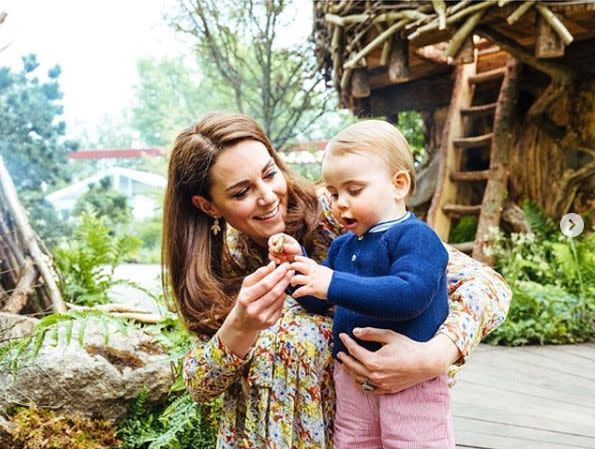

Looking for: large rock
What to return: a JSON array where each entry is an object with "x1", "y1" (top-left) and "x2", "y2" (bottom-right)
[
  {"x1": 0, "y1": 415, "x2": 15, "y2": 449},
  {"x1": 0, "y1": 318, "x2": 174, "y2": 421},
  {"x1": 0, "y1": 312, "x2": 39, "y2": 340}
]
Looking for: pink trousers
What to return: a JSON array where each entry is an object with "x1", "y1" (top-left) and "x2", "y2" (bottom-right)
[{"x1": 333, "y1": 362, "x2": 455, "y2": 449}]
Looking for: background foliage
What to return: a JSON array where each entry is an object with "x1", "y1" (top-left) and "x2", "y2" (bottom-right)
[
  {"x1": 131, "y1": 57, "x2": 222, "y2": 148},
  {"x1": 116, "y1": 317, "x2": 219, "y2": 449},
  {"x1": 484, "y1": 202, "x2": 594, "y2": 346},
  {"x1": 0, "y1": 54, "x2": 79, "y2": 245},
  {"x1": 170, "y1": 0, "x2": 333, "y2": 149},
  {"x1": 54, "y1": 210, "x2": 140, "y2": 306},
  {"x1": 0, "y1": 54, "x2": 77, "y2": 191},
  {"x1": 74, "y1": 178, "x2": 132, "y2": 229}
]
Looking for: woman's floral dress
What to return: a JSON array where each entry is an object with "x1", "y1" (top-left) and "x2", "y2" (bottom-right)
[{"x1": 183, "y1": 192, "x2": 512, "y2": 448}]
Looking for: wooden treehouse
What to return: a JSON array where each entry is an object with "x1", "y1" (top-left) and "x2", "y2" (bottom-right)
[{"x1": 313, "y1": 0, "x2": 595, "y2": 264}]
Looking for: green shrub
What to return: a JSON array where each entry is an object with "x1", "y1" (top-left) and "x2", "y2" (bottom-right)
[
  {"x1": 116, "y1": 391, "x2": 218, "y2": 449},
  {"x1": 485, "y1": 281, "x2": 594, "y2": 346},
  {"x1": 135, "y1": 217, "x2": 162, "y2": 249},
  {"x1": 449, "y1": 216, "x2": 477, "y2": 244},
  {"x1": 487, "y1": 226, "x2": 595, "y2": 295},
  {"x1": 53, "y1": 210, "x2": 141, "y2": 305},
  {"x1": 132, "y1": 217, "x2": 163, "y2": 264},
  {"x1": 74, "y1": 177, "x2": 132, "y2": 229},
  {"x1": 398, "y1": 111, "x2": 426, "y2": 164},
  {"x1": 116, "y1": 317, "x2": 219, "y2": 449},
  {"x1": 483, "y1": 206, "x2": 594, "y2": 346},
  {"x1": 289, "y1": 162, "x2": 322, "y2": 182}
]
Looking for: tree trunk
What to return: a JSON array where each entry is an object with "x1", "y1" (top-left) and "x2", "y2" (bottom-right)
[{"x1": 508, "y1": 79, "x2": 594, "y2": 222}]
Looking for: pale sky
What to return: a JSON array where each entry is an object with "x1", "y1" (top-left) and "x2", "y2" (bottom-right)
[
  {"x1": 1, "y1": 0, "x2": 193, "y2": 140},
  {"x1": 1, "y1": 0, "x2": 312, "y2": 143}
]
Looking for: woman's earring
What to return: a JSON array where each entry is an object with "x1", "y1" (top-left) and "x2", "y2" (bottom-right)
[{"x1": 211, "y1": 217, "x2": 221, "y2": 236}]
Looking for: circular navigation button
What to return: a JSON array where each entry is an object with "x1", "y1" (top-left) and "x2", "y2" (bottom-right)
[{"x1": 560, "y1": 213, "x2": 584, "y2": 238}]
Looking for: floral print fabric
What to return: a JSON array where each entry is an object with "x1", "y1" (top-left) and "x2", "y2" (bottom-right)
[
  {"x1": 183, "y1": 191, "x2": 511, "y2": 448},
  {"x1": 184, "y1": 299, "x2": 335, "y2": 449}
]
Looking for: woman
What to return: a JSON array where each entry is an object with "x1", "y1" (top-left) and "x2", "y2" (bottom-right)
[{"x1": 162, "y1": 112, "x2": 511, "y2": 449}]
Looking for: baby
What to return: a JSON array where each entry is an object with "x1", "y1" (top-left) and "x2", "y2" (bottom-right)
[{"x1": 268, "y1": 120, "x2": 454, "y2": 449}]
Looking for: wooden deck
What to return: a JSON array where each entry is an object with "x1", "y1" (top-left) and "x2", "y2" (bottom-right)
[{"x1": 452, "y1": 343, "x2": 595, "y2": 449}]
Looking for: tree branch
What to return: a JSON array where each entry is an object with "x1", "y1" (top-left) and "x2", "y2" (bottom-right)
[{"x1": 552, "y1": 160, "x2": 595, "y2": 218}]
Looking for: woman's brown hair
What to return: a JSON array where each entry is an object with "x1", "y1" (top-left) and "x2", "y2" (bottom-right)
[{"x1": 162, "y1": 112, "x2": 324, "y2": 338}]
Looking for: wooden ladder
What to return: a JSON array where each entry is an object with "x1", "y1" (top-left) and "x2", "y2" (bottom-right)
[{"x1": 428, "y1": 47, "x2": 520, "y2": 265}]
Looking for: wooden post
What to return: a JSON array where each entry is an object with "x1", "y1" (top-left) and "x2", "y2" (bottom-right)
[
  {"x1": 536, "y1": 12, "x2": 565, "y2": 58},
  {"x1": 0, "y1": 234, "x2": 19, "y2": 287},
  {"x1": 388, "y1": 36, "x2": 410, "y2": 83},
  {"x1": 351, "y1": 69, "x2": 371, "y2": 98},
  {"x1": 0, "y1": 156, "x2": 66, "y2": 313},
  {"x1": 473, "y1": 58, "x2": 522, "y2": 264},
  {"x1": 331, "y1": 26, "x2": 343, "y2": 89},
  {"x1": 552, "y1": 160, "x2": 595, "y2": 219},
  {"x1": 454, "y1": 35, "x2": 475, "y2": 65}
]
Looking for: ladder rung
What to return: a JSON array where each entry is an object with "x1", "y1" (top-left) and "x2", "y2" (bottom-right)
[
  {"x1": 442, "y1": 204, "x2": 482, "y2": 216},
  {"x1": 453, "y1": 133, "x2": 493, "y2": 149},
  {"x1": 478, "y1": 46, "x2": 501, "y2": 56},
  {"x1": 475, "y1": 38, "x2": 492, "y2": 51},
  {"x1": 450, "y1": 241, "x2": 475, "y2": 253},
  {"x1": 468, "y1": 67, "x2": 505, "y2": 85},
  {"x1": 460, "y1": 103, "x2": 497, "y2": 118},
  {"x1": 450, "y1": 170, "x2": 491, "y2": 182}
]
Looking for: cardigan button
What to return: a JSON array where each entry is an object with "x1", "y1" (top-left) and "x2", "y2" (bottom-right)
[
  {"x1": 357, "y1": 235, "x2": 363, "y2": 241},
  {"x1": 351, "y1": 254, "x2": 357, "y2": 261}
]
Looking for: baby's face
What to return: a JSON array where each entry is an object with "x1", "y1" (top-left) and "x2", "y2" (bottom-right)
[{"x1": 322, "y1": 151, "x2": 408, "y2": 235}]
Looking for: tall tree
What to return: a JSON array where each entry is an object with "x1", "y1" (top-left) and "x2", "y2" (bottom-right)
[
  {"x1": 131, "y1": 57, "x2": 225, "y2": 147},
  {"x1": 171, "y1": 0, "x2": 330, "y2": 148},
  {"x1": 0, "y1": 54, "x2": 77, "y2": 191},
  {"x1": 0, "y1": 54, "x2": 78, "y2": 246}
]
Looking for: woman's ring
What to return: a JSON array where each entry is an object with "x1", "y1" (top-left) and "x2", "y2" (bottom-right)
[{"x1": 362, "y1": 377, "x2": 374, "y2": 392}]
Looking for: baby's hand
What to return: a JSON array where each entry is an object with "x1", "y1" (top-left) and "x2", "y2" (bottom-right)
[
  {"x1": 289, "y1": 256, "x2": 333, "y2": 300},
  {"x1": 268, "y1": 233, "x2": 302, "y2": 264}
]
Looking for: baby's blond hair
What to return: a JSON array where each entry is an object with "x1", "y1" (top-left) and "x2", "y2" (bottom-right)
[{"x1": 325, "y1": 120, "x2": 416, "y2": 198}]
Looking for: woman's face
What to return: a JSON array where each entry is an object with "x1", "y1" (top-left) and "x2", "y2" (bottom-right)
[{"x1": 200, "y1": 140, "x2": 288, "y2": 246}]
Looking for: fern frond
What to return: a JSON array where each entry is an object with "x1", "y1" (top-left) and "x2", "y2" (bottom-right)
[
  {"x1": 0, "y1": 310, "x2": 137, "y2": 375},
  {"x1": 522, "y1": 200, "x2": 555, "y2": 238},
  {"x1": 148, "y1": 394, "x2": 199, "y2": 448},
  {"x1": 449, "y1": 216, "x2": 478, "y2": 244},
  {"x1": 53, "y1": 210, "x2": 143, "y2": 306}
]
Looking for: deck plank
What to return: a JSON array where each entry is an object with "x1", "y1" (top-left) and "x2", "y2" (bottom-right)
[{"x1": 452, "y1": 344, "x2": 595, "y2": 448}]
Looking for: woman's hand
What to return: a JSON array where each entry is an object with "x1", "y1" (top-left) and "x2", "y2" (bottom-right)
[
  {"x1": 219, "y1": 261, "x2": 293, "y2": 358},
  {"x1": 337, "y1": 328, "x2": 461, "y2": 394}
]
